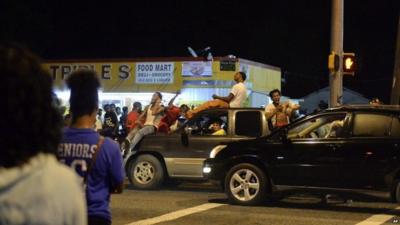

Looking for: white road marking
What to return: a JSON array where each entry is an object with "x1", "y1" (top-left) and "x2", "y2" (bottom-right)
[
  {"x1": 126, "y1": 203, "x2": 225, "y2": 225},
  {"x1": 355, "y1": 206, "x2": 400, "y2": 225}
]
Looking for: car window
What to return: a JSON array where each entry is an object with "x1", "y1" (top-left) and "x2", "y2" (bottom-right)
[
  {"x1": 352, "y1": 113, "x2": 392, "y2": 137},
  {"x1": 287, "y1": 114, "x2": 346, "y2": 139},
  {"x1": 187, "y1": 111, "x2": 228, "y2": 136},
  {"x1": 391, "y1": 115, "x2": 400, "y2": 137},
  {"x1": 235, "y1": 111, "x2": 262, "y2": 137}
]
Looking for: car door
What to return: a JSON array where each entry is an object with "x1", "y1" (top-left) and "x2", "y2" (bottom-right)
[
  {"x1": 336, "y1": 112, "x2": 400, "y2": 189},
  {"x1": 164, "y1": 109, "x2": 232, "y2": 177},
  {"x1": 266, "y1": 113, "x2": 348, "y2": 187}
]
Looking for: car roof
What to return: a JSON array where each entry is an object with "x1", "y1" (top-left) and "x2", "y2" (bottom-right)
[
  {"x1": 181, "y1": 107, "x2": 264, "y2": 125},
  {"x1": 324, "y1": 104, "x2": 400, "y2": 113},
  {"x1": 195, "y1": 107, "x2": 265, "y2": 113}
]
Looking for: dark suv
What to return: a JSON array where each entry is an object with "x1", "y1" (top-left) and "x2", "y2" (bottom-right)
[
  {"x1": 124, "y1": 108, "x2": 270, "y2": 189},
  {"x1": 203, "y1": 105, "x2": 400, "y2": 205}
]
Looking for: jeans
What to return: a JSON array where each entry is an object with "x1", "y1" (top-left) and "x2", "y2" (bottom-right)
[{"x1": 126, "y1": 125, "x2": 156, "y2": 150}]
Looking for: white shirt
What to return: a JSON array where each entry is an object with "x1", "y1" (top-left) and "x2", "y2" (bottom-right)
[
  {"x1": 143, "y1": 104, "x2": 163, "y2": 128},
  {"x1": 0, "y1": 153, "x2": 87, "y2": 225},
  {"x1": 94, "y1": 118, "x2": 102, "y2": 131},
  {"x1": 229, "y1": 82, "x2": 247, "y2": 107},
  {"x1": 144, "y1": 104, "x2": 156, "y2": 126}
]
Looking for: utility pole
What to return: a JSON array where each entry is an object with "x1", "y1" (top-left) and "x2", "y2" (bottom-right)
[
  {"x1": 391, "y1": 13, "x2": 400, "y2": 105},
  {"x1": 329, "y1": 0, "x2": 344, "y2": 107}
]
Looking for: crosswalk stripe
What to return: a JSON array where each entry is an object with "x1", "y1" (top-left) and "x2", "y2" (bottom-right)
[
  {"x1": 355, "y1": 206, "x2": 400, "y2": 225},
  {"x1": 125, "y1": 203, "x2": 225, "y2": 225}
]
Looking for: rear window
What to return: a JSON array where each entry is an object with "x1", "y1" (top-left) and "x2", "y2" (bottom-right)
[
  {"x1": 235, "y1": 111, "x2": 262, "y2": 137},
  {"x1": 352, "y1": 113, "x2": 392, "y2": 137}
]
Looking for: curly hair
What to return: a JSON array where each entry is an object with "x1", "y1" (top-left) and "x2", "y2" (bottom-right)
[
  {"x1": 269, "y1": 89, "x2": 281, "y2": 98},
  {"x1": 66, "y1": 70, "x2": 101, "y2": 124},
  {"x1": 0, "y1": 43, "x2": 62, "y2": 168}
]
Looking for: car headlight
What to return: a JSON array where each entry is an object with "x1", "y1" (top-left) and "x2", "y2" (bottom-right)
[
  {"x1": 209, "y1": 145, "x2": 227, "y2": 158},
  {"x1": 203, "y1": 166, "x2": 212, "y2": 174}
]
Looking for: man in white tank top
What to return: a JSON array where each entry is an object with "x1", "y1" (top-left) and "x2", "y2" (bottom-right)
[
  {"x1": 185, "y1": 72, "x2": 247, "y2": 119},
  {"x1": 124, "y1": 92, "x2": 164, "y2": 152},
  {"x1": 212, "y1": 72, "x2": 247, "y2": 108}
]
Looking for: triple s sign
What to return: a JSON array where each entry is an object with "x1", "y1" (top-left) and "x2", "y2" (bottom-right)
[{"x1": 47, "y1": 62, "x2": 175, "y2": 84}]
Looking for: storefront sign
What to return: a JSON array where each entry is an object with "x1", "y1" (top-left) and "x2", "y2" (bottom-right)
[
  {"x1": 42, "y1": 62, "x2": 181, "y2": 92},
  {"x1": 135, "y1": 62, "x2": 174, "y2": 84},
  {"x1": 220, "y1": 60, "x2": 236, "y2": 71},
  {"x1": 182, "y1": 61, "x2": 212, "y2": 77}
]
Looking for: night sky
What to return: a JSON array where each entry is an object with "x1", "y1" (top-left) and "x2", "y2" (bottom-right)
[{"x1": 1, "y1": 0, "x2": 399, "y2": 102}]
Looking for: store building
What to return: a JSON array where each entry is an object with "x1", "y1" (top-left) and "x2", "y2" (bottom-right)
[{"x1": 43, "y1": 57, "x2": 281, "y2": 109}]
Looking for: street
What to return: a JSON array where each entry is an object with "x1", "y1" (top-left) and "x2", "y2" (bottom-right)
[{"x1": 111, "y1": 181, "x2": 400, "y2": 225}]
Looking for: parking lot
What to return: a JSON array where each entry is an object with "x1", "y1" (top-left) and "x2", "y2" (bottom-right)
[{"x1": 110, "y1": 181, "x2": 400, "y2": 225}]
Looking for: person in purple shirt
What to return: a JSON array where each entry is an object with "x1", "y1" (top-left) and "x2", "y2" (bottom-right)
[{"x1": 58, "y1": 69, "x2": 125, "y2": 225}]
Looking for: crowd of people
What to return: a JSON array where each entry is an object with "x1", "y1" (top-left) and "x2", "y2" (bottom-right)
[
  {"x1": 1, "y1": 42, "x2": 388, "y2": 224},
  {"x1": 0, "y1": 43, "x2": 250, "y2": 225},
  {"x1": 63, "y1": 68, "x2": 313, "y2": 154}
]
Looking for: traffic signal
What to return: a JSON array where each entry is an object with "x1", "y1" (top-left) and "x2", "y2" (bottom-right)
[{"x1": 343, "y1": 53, "x2": 356, "y2": 75}]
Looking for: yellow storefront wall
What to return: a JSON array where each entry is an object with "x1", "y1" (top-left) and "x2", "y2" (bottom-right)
[
  {"x1": 42, "y1": 59, "x2": 281, "y2": 95},
  {"x1": 247, "y1": 64, "x2": 281, "y2": 94}
]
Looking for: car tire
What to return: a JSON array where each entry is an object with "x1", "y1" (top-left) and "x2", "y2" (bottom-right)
[
  {"x1": 224, "y1": 163, "x2": 268, "y2": 206},
  {"x1": 392, "y1": 179, "x2": 400, "y2": 203},
  {"x1": 128, "y1": 154, "x2": 164, "y2": 190}
]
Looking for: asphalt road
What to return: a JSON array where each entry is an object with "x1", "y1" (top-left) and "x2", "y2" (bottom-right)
[{"x1": 110, "y1": 181, "x2": 400, "y2": 225}]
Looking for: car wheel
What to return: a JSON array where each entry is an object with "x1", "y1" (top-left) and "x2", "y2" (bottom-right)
[
  {"x1": 224, "y1": 163, "x2": 268, "y2": 205},
  {"x1": 392, "y1": 179, "x2": 400, "y2": 203},
  {"x1": 128, "y1": 154, "x2": 164, "y2": 189}
]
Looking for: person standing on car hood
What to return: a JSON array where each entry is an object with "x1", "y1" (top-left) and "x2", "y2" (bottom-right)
[
  {"x1": 59, "y1": 69, "x2": 125, "y2": 225},
  {"x1": 0, "y1": 43, "x2": 87, "y2": 225}
]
